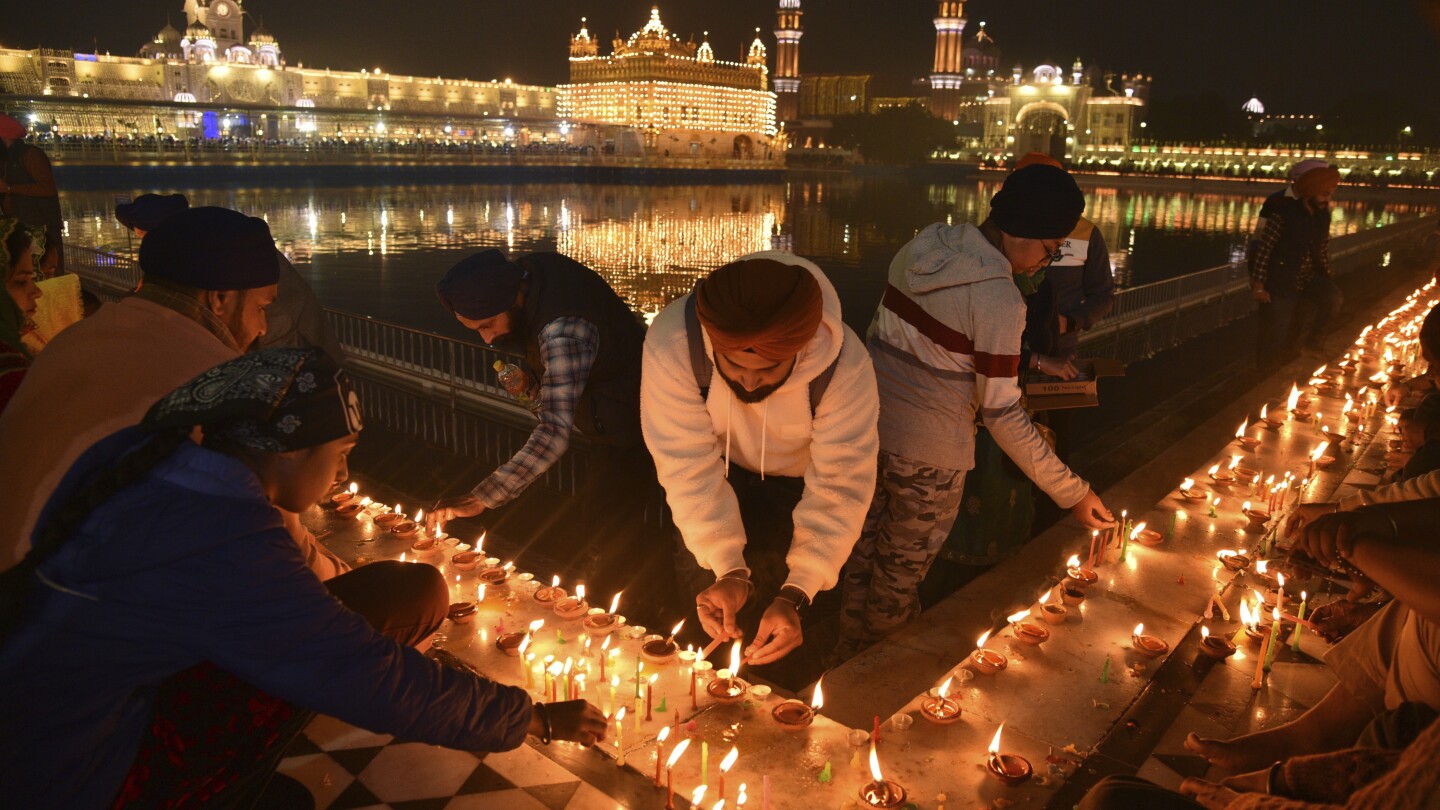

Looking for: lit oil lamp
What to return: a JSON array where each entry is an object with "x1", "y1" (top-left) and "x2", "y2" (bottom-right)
[
  {"x1": 642, "y1": 620, "x2": 685, "y2": 664},
  {"x1": 772, "y1": 675, "x2": 822, "y2": 730},
  {"x1": 1217, "y1": 549, "x2": 1251, "y2": 571},
  {"x1": 373, "y1": 503, "x2": 403, "y2": 529},
  {"x1": 986, "y1": 724, "x2": 1033, "y2": 787},
  {"x1": 1131, "y1": 623, "x2": 1169, "y2": 657},
  {"x1": 1261, "y1": 402, "x2": 1283, "y2": 428},
  {"x1": 479, "y1": 561, "x2": 513, "y2": 586},
  {"x1": 1311, "y1": 441, "x2": 1334, "y2": 474},
  {"x1": 1179, "y1": 478, "x2": 1206, "y2": 501},
  {"x1": 1236, "y1": 420, "x2": 1261, "y2": 450},
  {"x1": 1209, "y1": 463, "x2": 1235, "y2": 485},
  {"x1": 1240, "y1": 597, "x2": 1272, "y2": 647},
  {"x1": 1241, "y1": 501, "x2": 1270, "y2": 528},
  {"x1": 1037, "y1": 590, "x2": 1068, "y2": 624},
  {"x1": 534, "y1": 575, "x2": 565, "y2": 605},
  {"x1": 331, "y1": 482, "x2": 358, "y2": 504},
  {"x1": 1198, "y1": 626, "x2": 1237, "y2": 659},
  {"x1": 858, "y1": 741, "x2": 906, "y2": 808},
  {"x1": 920, "y1": 676, "x2": 962, "y2": 725},
  {"x1": 394, "y1": 509, "x2": 423, "y2": 540},
  {"x1": 970, "y1": 630, "x2": 1008, "y2": 674},
  {"x1": 497, "y1": 618, "x2": 544, "y2": 657},
  {"x1": 1008, "y1": 609, "x2": 1049, "y2": 646},
  {"x1": 583, "y1": 591, "x2": 624, "y2": 636},
  {"x1": 451, "y1": 549, "x2": 483, "y2": 572},
  {"x1": 1133, "y1": 525, "x2": 1163, "y2": 547},
  {"x1": 1064, "y1": 554, "x2": 1098, "y2": 589},
  {"x1": 706, "y1": 641, "x2": 747, "y2": 702},
  {"x1": 554, "y1": 584, "x2": 590, "y2": 620}
]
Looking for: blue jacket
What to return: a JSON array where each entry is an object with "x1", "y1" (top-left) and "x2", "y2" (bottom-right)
[{"x1": 0, "y1": 430, "x2": 532, "y2": 809}]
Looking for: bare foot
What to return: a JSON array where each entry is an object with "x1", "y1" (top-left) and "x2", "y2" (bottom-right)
[{"x1": 1184, "y1": 731, "x2": 1289, "y2": 773}]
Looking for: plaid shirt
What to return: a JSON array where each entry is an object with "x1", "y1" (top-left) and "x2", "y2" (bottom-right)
[
  {"x1": 1249, "y1": 201, "x2": 1330, "y2": 291},
  {"x1": 472, "y1": 317, "x2": 599, "y2": 508}
]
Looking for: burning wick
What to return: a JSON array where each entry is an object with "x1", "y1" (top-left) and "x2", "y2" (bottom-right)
[
  {"x1": 986, "y1": 724, "x2": 1033, "y2": 787},
  {"x1": 858, "y1": 741, "x2": 906, "y2": 807}
]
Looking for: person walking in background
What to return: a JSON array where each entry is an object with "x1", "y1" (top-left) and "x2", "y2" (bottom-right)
[
  {"x1": 0, "y1": 115, "x2": 64, "y2": 276},
  {"x1": 834, "y1": 164, "x2": 1115, "y2": 663},
  {"x1": 1249, "y1": 162, "x2": 1343, "y2": 368},
  {"x1": 0, "y1": 218, "x2": 42, "y2": 415}
]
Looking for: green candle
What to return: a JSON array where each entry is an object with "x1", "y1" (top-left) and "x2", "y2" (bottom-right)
[
  {"x1": 1291, "y1": 593, "x2": 1308, "y2": 652},
  {"x1": 1100, "y1": 655, "x2": 1111, "y2": 684},
  {"x1": 1169, "y1": 510, "x2": 1178, "y2": 539}
]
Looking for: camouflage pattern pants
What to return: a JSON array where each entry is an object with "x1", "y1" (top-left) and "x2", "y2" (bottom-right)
[{"x1": 835, "y1": 450, "x2": 966, "y2": 662}]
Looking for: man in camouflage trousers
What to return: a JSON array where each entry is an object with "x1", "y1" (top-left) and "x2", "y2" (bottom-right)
[{"x1": 834, "y1": 166, "x2": 1114, "y2": 663}]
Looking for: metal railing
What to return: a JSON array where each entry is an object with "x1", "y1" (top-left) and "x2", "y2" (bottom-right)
[{"x1": 1079, "y1": 214, "x2": 1436, "y2": 361}]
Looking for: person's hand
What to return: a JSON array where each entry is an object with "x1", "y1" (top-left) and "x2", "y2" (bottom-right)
[
  {"x1": 1179, "y1": 779, "x2": 1243, "y2": 810},
  {"x1": 744, "y1": 599, "x2": 804, "y2": 666},
  {"x1": 1069, "y1": 490, "x2": 1115, "y2": 530},
  {"x1": 1035, "y1": 354, "x2": 1079, "y2": 380},
  {"x1": 695, "y1": 577, "x2": 750, "y2": 641},
  {"x1": 1283, "y1": 502, "x2": 1339, "y2": 539},
  {"x1": 1384, "y1": 381, "x2": 1409, "y2": 406},
  {"x1": 427, "y1": 494, "x2": 485, "y2": 534},
  {"x1": 1308, "y1": 599, "x2": 1381, "y2": 643},
  {"x1": 1221, "y1": 768, "x2": 1271, "y2": 794},
  {"x1": 1299, "y1": 511, "x2": 1392, "y2": 569},
  {"x1": 1252, "y1": 287, "x2": 1272, "y2": 304},
  {"x1": 529, "y1": 700, "x2": 608, "y2": 746}
]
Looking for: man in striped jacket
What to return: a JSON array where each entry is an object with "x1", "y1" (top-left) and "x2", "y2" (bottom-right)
[{"x1": 836, "y1": 164, "x2": 1115, "y2": 661}]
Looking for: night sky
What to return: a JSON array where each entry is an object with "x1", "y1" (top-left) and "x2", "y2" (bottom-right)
[{"x1": 5, "y1": 0, "x2": 1439, "y2": 117}]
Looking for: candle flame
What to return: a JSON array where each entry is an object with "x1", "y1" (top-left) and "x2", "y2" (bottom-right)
[
  {"x1": 529, "y1": 619, "x2": 545, "y2": 632},
  {"x1": 399, "y1": 552, "x2": 406, "y2": 564},
  {"x1": 1038, "y1": 589, "x2": 1051, "y2": 606},
  {"x1": 1287, "y1": 384, "x2": 1301, "y2": 411},
  {"x1": 414, "y1": 508, "x2": 424, "y2": 522},
  {"x1": 1239, "y1": 599, "x2": 1254, "y2": 627},
  {"x1": 1182, "y1": 478, "x2": 1195, "y2": 491},
  {"x1": 1133, "y1": 623, "x2": 1144, "y2": 637},
  {"x1": 563, "y1": 658, "x2": 573, "y2": 675},
  {"x1": 1302, "y1": 590, "x2": 1307, "y2": 600},
  {"x1": 1272, "y1": 607, "x2": 1280, "y2": 622},
  {"x1": 477, "y1": 584, "x2": 486, "y2": 602},
  {"x1": 713, "y1": 800, "x2": 725, "y2": 810},
  {"x1": 729, "y1": 640, "x2": 741, "y2": 673},
  {"x1": 1256, "y1": 560, "x2": 1268, "y2": 574},
  {"x1": 666, "y1": 737, "x2": 691, "y2": 769},
  {"x1": 1243, "y1": 501, "x2": 1252, "y2": 512},
  {"x1": 476, "y1": 532, "x2": 485, "y2": 553},
  {"x1": 988, "y1": 724, "x2": 1005, "y2": 756},
  {"x1": 691, "y1": 786, "x2": 707, "y2": 805},
  {"x1": 348, "y1": 482, "x2": 358, "y2": 495},
  {"x1": 1277, "y1": 572, "x2": 1285, "y2": 588},
  {"x1": 547, "y1": 661, "x2": 564, "y2": 676},
  {"x1": 394, "y1": 503, "x2": 402, "y2": 514},
  {"x1": 648, "y1": 673, "x2": 658, "y2": 685},
  {"x1": 670, "y1": 620, "x2": 686, "y2": 639},
  {"x1": 1235, "y1": 420, "x2": 1247, "y2": 438},
  {"x1": 811, "y1": 675, "x2": 825, "y2": 709},
  {"x1": 609, "y1": 592, "x2": 622, "y2": 614},
  {"x1": 611, "y1": 675, "x2": 619, "y2": 688},
  {"x1": 658, "y1": 726, "x2": 670, "y2": 743},
  {"x1": 937, "y1": 676, "x2": 953, "y2": 700},
  {"x1": 1007, "y1": 610, "x2": 1030, "y2": 624},
  {"x1": 615, "y1": 707, "x2": 625, "y2": 722},
  {"x1": 551, "y1": 575, "x2": 560, "y2": 588},
  {"x1": 601, "y1": 635, "x2": 611, "y2": 651},
  {"x1": 1260, "y1": 403, "x2": 1269, "y2": 420},
  {"x1": 976, "y1": 630, "x2": 992, "y2": 650},
  {"x1": 1066, "y1": 554, "x2": 1081, "y2": 568},
  {"x1": 575, "y1": 584, "x2": 586, "y2": 602},
  {"x1": 1311, "y1": 442, "x2": 1329, "y2": 461},
  {"x1": 518, "y1": 635, "x2": 531, "y2": 655},
  {"x1": 1131, "y1": 521, "x2": 1146, "y2": 539},
  {"x1": 720, "y1": 747, "x2": 739, "y2": 773},
  {"x1": 1229, "y1": 455, "x2": 1241, "y2": 470},
  {"x1": 1201, "y1": 626, "x2": 1211, "y2": 640},
  {"x1": 868, "y1": 741, "x2": 883, "y2": 782},
  {"x1": 1208, "y1": 464, "x2": 1220, "y2": 476}
]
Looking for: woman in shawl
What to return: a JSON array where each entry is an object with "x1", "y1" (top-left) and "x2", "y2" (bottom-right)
[
  {"x1": 0, "y1": 217, "x2": 42, "y2": 413},
  {"x1": 0, "y1": 348, "x2": 607, "y2": 809}
]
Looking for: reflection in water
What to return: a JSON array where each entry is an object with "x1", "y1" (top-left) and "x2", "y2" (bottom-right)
[{"x1": 60, "y1": 178, "x2": 1432, "y2": 332}]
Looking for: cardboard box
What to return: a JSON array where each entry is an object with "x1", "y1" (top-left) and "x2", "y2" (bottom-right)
[{"x1": 1023, "y1": 358, "x2": 1125, "y2": 411}]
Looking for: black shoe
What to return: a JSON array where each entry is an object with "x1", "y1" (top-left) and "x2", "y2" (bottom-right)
[{"x1": 255, "y1": 773, "x2": 315, "y2": 810}]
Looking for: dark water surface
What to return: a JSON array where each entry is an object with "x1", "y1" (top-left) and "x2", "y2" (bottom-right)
[{"x1": 60, "y1": 176, "x2": 1435, "y2": 340}]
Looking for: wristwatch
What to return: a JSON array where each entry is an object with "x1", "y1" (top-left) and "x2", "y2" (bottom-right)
[{"x1": 775, "y1": 585, "x2": 811, "y2": 617}]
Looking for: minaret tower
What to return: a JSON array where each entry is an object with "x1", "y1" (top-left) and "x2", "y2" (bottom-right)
[
  {"x1": 928, "y1": 1, "x2": 966, "y2": 121},
  {"x1": 774, "y1": 0, "x2": 803, "y2": 123}
]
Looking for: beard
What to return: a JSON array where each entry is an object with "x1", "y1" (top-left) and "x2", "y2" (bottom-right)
[
  {"x1": 715, "y1": 355, "x2": 796, "y2": 404},
  {"x1": 486, "y1": 307, "x2": 527, "y2": 348}
]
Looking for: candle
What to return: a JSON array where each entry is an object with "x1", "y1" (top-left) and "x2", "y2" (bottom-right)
[
  {"x1": 763, "y1": 775, "x2": 771, "y2": 810},
  {"x1": 1087, "y1": 529, "x2": 1099, "y2": 569},
  {"x1": 701, "y1": 740, "x2": 710, "y2": 788},
  {"x1": 614, "y1": 707, "x2": 625, "y2": 764},
  {"x1": 609, "y1": 675, "x2": 619, "y2": 716},
  {"x1": 1100, "y1": 654, "x2": 1110, "y2": 683},
  {"x1": 665, "y1": 740, "x2": 690, "y2": 810},
  {"x1": 718, "y1": 747, "x2": 738, "y2": 802},
  {"x1": 1252, "y1": 608, "x2": 1278, "y2": 689},
  {"x1": 986, "y1": 724, "x2": 1033, "y2": 787},
  {"x1": 646, "y1": 673, "x2": 657, "y2": 721},
  {"x1": 654, "y1": 726, "x2": 670, "y2": 786},
  {"x1": 563, "y1": 659, "x2": 573, "y2": 701},
  {"x1": 635, "y1": 656, "x2": 642, "y2": 699},
  {"x1": 1275, "y1": 573, "x2": 1286, "y2": 628},
  {"x1": 1291, "y1": 592, "x2": 1308, "y2": 651}
]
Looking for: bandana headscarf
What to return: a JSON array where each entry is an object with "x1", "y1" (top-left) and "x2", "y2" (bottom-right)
[
  {"x1": 0, "y1": 218, "x2": 34, "y2": 358},
  {"x1": 695, "y1": 258, "x2": 824, "y2": 362},
  {"x1": 142, "y1": 348, "x2": 363, "y2": 453}
]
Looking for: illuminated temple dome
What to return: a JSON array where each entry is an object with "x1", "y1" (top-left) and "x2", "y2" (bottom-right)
[{"x1": 558, "y1": 5, "x2": 780, "y2": 154}]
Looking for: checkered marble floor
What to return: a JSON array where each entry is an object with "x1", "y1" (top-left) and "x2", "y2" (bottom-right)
[{"x1": 277, "y1": 714, "x2": 626, "y2": 810}]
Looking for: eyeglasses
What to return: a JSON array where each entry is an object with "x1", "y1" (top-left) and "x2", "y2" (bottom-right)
[{"x1": 1041, "y1": 241, "x2": 1065, "y2": 266}]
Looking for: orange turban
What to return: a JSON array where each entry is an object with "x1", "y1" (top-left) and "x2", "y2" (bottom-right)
[
  {"x1": 1294, "y1": 165, "x2": 1341, "y2": 199},
  {"x1": 695, "y1": 258, "x2": 824, "y2": 362},
  {"x1": 1014, "y1": 152, "x2": 1062, "y2": 170}
]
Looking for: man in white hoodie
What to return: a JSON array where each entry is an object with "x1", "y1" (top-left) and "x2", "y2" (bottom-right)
[
  {"x1": 835, "y1": 164, "x2": 1115, "y2": 662},
  {"x1": 641, "y1": 252, "x2": 878, "y2": 666}
]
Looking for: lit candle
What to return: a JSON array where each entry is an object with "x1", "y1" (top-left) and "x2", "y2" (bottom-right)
[
  {"x1": 600, "y1": 635, "x2": 611, "y2": 680},
  {"x1": 614, "y1": 707, "x2": 626, "y2": 764},
  {"x1": 1252, "y1": 607, "x2": 1278, "y2": 689},
  {"x1": 718, "y1": 747, "x2": 738, "y2": 802},
  {"x1": 666, "y1": 738, "x2": 691, "y2": 810},
  {"x1": 653, "y1": 726, "x2": 670, "y2": 786},
  {"x1": 701, "y1": 740, "x2": 710, "y2": 789},
  {"x1": 646, "y1": 673, "x2": 657, "y2": 721},
  {"x1": 1291, "y1": 591, "x2": 1308, "y2": 652},
  {"x1": 1087, "y1": 529, "x2": 1099, "y2": 569},
  {"x1": 563, "y1": 658, "x2": 573, "y2": 701},
  {"x1": 609, "y1": 675, "x2": 619, "y2": 717}
]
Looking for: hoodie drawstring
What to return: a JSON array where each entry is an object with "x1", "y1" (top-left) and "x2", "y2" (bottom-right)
[
  {"x1": 723, "y1": 385, "x2": 732, "y2": 478},
  {"x1": 760, "y1": 399, "x2": 768, "y2": 481}
]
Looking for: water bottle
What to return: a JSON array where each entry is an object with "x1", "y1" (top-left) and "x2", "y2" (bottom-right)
[{"x1": 493, "y1": 360, "x2": 541, "y2": 415}]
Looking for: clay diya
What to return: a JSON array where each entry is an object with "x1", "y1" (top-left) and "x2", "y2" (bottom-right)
[
  {"x1": 407, "y1": 532, "x2": 436, "y2": 552},
  {"x1": 451, "y1": 550, "x2": 483, "y2": 572},
  {"x1": 496, "y1": 631, "x2": 527, "y2": 656},
  {"x1": 373, "y1": 509, "x2": 405, "y2": 529},
  {"x1": 706, "y1": 673, "x2": 748, "y2": 703},
  {"x1": 1238, "y1": 435, "x2": 1262, "y2": 450},
  {"x1": 391, "y1": 519, "x2": 419, "y2": 538},
  {"x1": 553, "y1": 587, "x2": 590, "y2": 621},
  {"x1": 1040, "y1": 603, "x2": 1069, "y2": 624},
  {"x1": 581, "y1": 609, "x2": 621, "y2": 637},
  {"x1": 1198, "y1": 628, "x2": 1237, "y2": 659},
  {"x1": 1060, "y1": 585, "x2": 1087, "y2": 606},
  {"x1": 1181, "y1": 487, "x2": 1208, "y2": 502},
  {"x1": 1131, "y1": 624, "x2": 1169, "y2": 657},
  {"x1": 771, "y1": 699, "x2": 816, "y2": 730},
  {"x1": 1234, "y1": 465, "x2": 1260, "y2": 481},
  {"x1": 858, "y1": 779, "x2": 906, "y2": 808},
  {"x1": 987, "y1": 753, "x2": 1033, "y2": 787},
  {"x1": 330, "y1": 484, "x2": 357, "y2": 504},
  {"x1": 1012, "y1": 621, "x2": 1050, "y2": 645},
  {"x1": 1210, "y1": 467, "x2": 1236, "y2": 485},
  {"x1": 335, "y1": 501, "x2": 363, "y2": 517},
  {"x1": 479, "y1": 565, "x2": 512, "y2": 586},
  {"x1": 1242, "y1": 507, "x2": 1271, "y2": 528},
  {"x1": 920, "y1": 678, "x2": 962, "y2": 725},
  {"x1": 1244, "y1": 622, "x2": 1273, "y2": 648},
  {"x1": 1133, "y1": 528, "x2": 1164, "y2": 548},
  {"x1": 446, "y1": 601, "x2": 477, "y2": 624},
  {"x1": 1218, "y1": 551, "x2": 1252, "y2": 571},
  {"x1": 970, "y1": 632, "x2": 1008, "y2": 674},
  {"x1": 640, "y1": 634, "x2": 679, "y2": 664},
  {"x1": 533, "y1": 577, "x2": 566, "y2": 606},
  {"x1": 1065, "y1": 565, "x2": 1099, "y2": 590}
]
